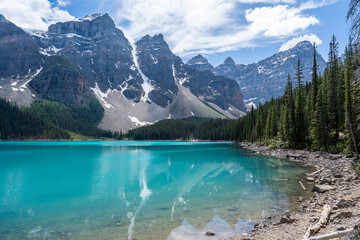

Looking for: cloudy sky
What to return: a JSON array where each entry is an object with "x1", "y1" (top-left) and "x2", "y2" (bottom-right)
[{"x1": 0, "y1": 0, "x2": 349, "y2": 65}]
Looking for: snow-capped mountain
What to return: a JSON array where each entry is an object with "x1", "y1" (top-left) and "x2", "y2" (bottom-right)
[
  {"x1": 0, "y1": 14, "x2": 245, "y2": 132},
  {"x1": 187, "y1": 41, "x2": 327, "y2": 107}
]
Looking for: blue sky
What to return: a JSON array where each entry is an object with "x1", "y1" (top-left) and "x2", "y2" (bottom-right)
[{"x1": 0, "y1": 0, "x2": 350, "y2": 66}]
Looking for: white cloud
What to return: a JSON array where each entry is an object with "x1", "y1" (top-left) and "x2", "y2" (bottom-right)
[
  {"x1": 57, "y1": 0, "x2": 70, "y2": 7},
  {"x1": 279, "y1": 33, "x2": 322, "y2": 51},
  {"x1": 238, "y1": 0, "x2": 295, "y2": 3},
  {"x1": 102, "y1": 0, "x2": 324, "y2": 56},
  {"x1": 245, "y1": 5, "x2": 319, "y2": 37},
  {"x1": 0, "y1": 0, "x2": 74, "y2": 30},
  {"x1": 300, "y1": 0, "x2": 339, "y2": 10}
]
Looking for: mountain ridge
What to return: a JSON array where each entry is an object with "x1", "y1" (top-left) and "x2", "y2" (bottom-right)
[
  {"x1": 187, "y1": 41, "x2": 327, "y2": 106},
  {"x1": 0, "y1": 13, "x2": 246, "y2": 132}
]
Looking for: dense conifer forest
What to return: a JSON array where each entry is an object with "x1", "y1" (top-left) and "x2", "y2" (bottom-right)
[{"x1": 0, "y1": 98, "x2": 117, "y2": 139}]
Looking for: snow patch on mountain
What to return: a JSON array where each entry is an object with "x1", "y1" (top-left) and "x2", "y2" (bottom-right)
[
  {"x1": 128, "y1": 40, "x2": 154, "y2": 102},
  {"x1": 90, "y1": 82, "x2": 114, "y2": 109},
  {"x1": 128, "y1": 116, "x2": 152, "y2": 127}
]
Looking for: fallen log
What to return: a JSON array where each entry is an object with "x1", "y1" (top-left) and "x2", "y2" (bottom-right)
[
  {"x1": 307, "y1": 229, "x2": 353, "y2": 240},
  {"x1": 303, "y1": 204, "x2": 332, "y2": 239}
]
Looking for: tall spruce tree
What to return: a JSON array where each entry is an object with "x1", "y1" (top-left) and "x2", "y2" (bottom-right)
[
  {"x1": 327, "y1": 35, "x2": 340, "y2": 141},
  {"x1": 311, "y1": 43, "x2": 319, "y2": 115},
  {"x1": 311, "y1": 79, "x2": 330, "y2": 150},
  {"x1": 294, "y1": 58, "x2": 306, "y2": 148},
  {"x1": 284, "y1": 74, "x2": 296, "y2": 146},
  {"x1": 344, "y1": 42, "x2": 358, "y2": 155}
]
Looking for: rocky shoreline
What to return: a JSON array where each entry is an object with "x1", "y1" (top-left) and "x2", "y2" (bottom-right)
[{"x1": 234, "y1": 142, "x2": 360, "y2": 240}]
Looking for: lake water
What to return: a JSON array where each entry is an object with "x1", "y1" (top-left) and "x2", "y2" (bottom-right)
[{"x1": 0, "y1": 141, "x2": 313, "y2": 240}]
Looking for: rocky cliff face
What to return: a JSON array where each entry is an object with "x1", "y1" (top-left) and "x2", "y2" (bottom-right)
[
  {"x1": 32, "y1": 14, "x2": 145, "y2": 103},
  {"x1": 29, "y1": 56, "x2": 91, "y2": 106},
  {"x1": 214, "y1": 41, "x2": 327, "y2": 105},
  {"x1": 0, "y1": 14, "x2": 42, "y2": 77}
]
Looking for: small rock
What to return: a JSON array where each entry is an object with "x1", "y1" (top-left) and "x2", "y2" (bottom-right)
[
  {"x1": 312, "y1": 184, "x2": 336, "y2": 193},
  {"x1": 336, "y1": 225, "x2": 345, "y2": 231},
  {"x1": 285, "y1": 210, "x2": 291, "y2": 218},
  {"x1": 114, "y1": 221, "x2": 123, "y2": 226},
  {"x1": 280, "y1": 216, "x2": 294, "y2": 224},
  {"x1": 336, "y1": 199, "x2": 355, "y2": 208},
  {"x1": 335, "y1": 211, "x2": 352, "y2": 219},
  {"x1": 227, "y1": 207, "x2": 238, "y2": 211},
  {"x1": 306, "y1": 177, "x2": 315, "y2": 182},
  {"x1": 310, "y1": 217, "x2": 319, "y2": 223},
  {"x1": 205, "y1": 230, "x2": 215, "y2": 236}
]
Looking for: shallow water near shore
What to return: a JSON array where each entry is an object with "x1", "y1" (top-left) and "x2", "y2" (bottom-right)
[{"x1": 0, "y1": 141, "x2": 313, "y2": 239}]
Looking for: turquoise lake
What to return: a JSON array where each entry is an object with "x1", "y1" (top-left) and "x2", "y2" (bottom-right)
[{"x1": 0, "y1": 141, "x2": 313, "y2": 240}]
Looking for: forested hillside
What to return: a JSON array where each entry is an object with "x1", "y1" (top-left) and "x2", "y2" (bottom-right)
[{"x1": 0, "y1": 98, "x2": 117, "y2": 139}]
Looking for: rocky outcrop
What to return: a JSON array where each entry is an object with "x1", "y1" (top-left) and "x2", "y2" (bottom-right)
[
  {"x1": 0, "y1": 14, "x2": 42, "y2": 77},
  {"x1": 30, "y1": 55, "x2": 91, "y2": 106},
  {"x1": 184, "y1": 68, "x2": 245, "y2": 110}
]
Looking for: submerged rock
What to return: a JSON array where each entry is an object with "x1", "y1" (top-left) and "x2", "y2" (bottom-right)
[{"x1": 205, "y1": 230, "x2": 215, "y2": 236}]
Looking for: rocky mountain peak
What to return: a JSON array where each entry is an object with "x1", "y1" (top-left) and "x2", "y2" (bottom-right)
[
  {"x1": 187, "y1": 54, "x2": 209, "y2": 65},
  {"x1": 79, "y1": 13, "x2": 106, "y2": 21},
  {"x1": 292, "y1": 41, "x2": 313, "y2": 51},
  {"x1": 224, "y1": 57, "x2": 235, "y2": 65},
  {"x1": 186, "y1": 54, "x2": 215, "y2": 73},
  {"x1": 0, "y1": 14, "x2": 8, "y2": 23},
  {"x1": 48, "y1": 13, "x2": 119, "y2": 38}
]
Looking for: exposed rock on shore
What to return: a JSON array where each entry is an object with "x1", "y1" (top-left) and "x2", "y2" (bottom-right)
[{"x1": 233, "y1": 143, "x2": 360, "y2": 240}]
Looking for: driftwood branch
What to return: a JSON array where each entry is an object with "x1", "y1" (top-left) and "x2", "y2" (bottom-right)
[
  {"x1": 308, "y1": 228, "x2": 354, "y2": 240},
  {"x1": 299, "y1": 181, "x2": 306, "y2": 190},
  {"x1": 303, "y1": 204, "x2": 332, "y2": 239},
  {"x1": 308, "y1": 167, "x2": 324, "y2": 177}
]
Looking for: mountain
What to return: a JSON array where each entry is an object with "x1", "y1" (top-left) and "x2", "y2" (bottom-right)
[
  {"x1": 0, "y1": 14, "x2": 245, "y2": 132},
  {"x1": 215, "y1": 41, "x2": 327, "y2": 106},
  {"x1": 186, "y1": 54, "x2": 215, "y2": 72},
  {"x1": 187, "y1": 42, "x2": 327, "y2": 107}
]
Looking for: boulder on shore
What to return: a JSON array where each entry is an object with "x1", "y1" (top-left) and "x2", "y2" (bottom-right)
[{"x1": 312, "y1": 184, "x2": 336, "y2": 193}]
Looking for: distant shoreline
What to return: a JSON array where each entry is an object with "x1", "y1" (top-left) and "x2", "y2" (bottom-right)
[{"x1": 0, "y1": 138, "x2": 234, "y2": 142}]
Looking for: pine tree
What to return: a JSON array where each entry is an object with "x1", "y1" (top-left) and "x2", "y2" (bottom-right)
[
  {"x1": 327, "y1": 35, "x2": 340, "y2": 141},
  {"x1": 255, "y1": 103, "x2": 264, "y2": 144},
  {"x1": 294, "y1": 58, "x2": 306, "y2": 148},
  {"x1": 311, "y1": 79, "x2": 330, "y2": 150},
  {"x1": 284, "y1": 74, "x2": 296, "y2": 146},
  {"x1": 344, "y1": 42, "x2": 358, "y2": 155},
  {"x1": 311, "y1": 43, "x2": 319, "y2": 115}
]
